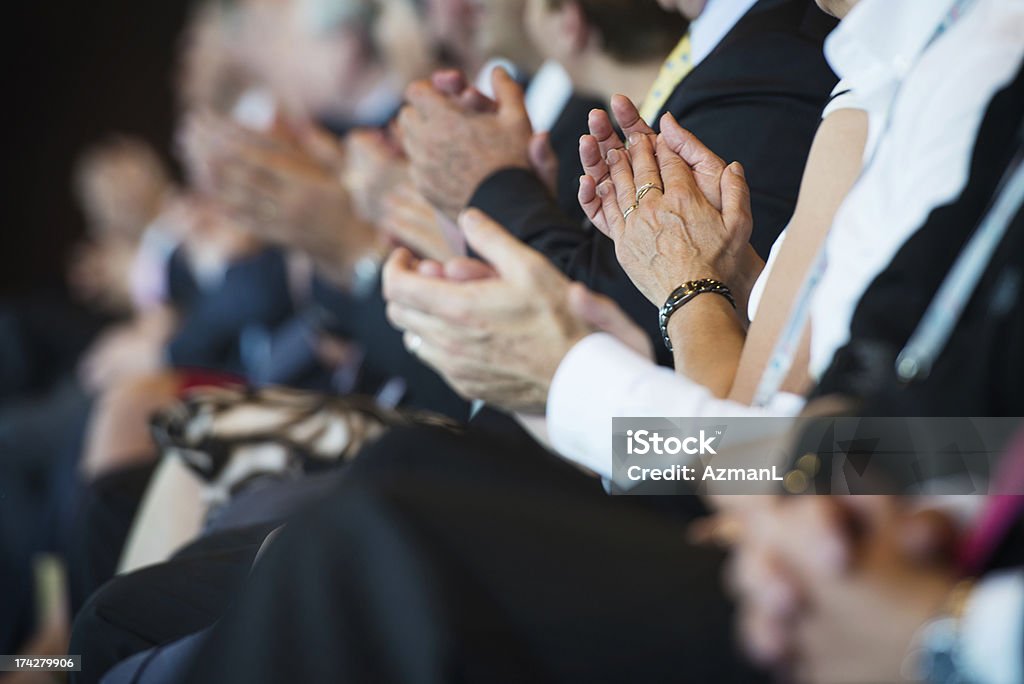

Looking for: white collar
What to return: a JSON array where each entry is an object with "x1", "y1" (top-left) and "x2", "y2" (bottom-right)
[
  {"x1": 825, "y1": 0, "x2": 966, "y2": 84},
  {"x1": 689, "y1": 0, "x2": 760, "y2": 67}
]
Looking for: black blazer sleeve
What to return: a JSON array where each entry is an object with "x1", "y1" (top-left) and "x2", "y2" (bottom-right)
[{"x1": 469, "y1": 0, "x2": 837, "y2": 365}]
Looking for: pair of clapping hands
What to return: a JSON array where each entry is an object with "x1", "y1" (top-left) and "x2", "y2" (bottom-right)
[
  {"x1": 178, "y1": 105, "x2": 463, "y2": 286},
  {"x1": 386, "y1": 68, "x2": 759, "y2": 413},
  {"x1": 718, "y1": 495, "x2": 961, "y2": 683}
]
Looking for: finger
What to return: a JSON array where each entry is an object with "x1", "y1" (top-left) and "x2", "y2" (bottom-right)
[
  {"x1": 492, "y1": 67, "x2": 528, "y2": 124},
  {"x1": 577, "y1": 174, "x2": 607, "y2": 234},
  {"x1": 407, "y1": 336, "x2": 462, "y2": 387},
  {"x1": 387, "y1": 303, "x2": 462, "y2": 346},
  {"x1": 382, "y1": 246, "x2": 421, "y2": 298},
  {"x1": 567, "y1": 282, "x2": 652, "y2": 359},
  {"x1": 384, "y1": 261, "x2": 480, "y2": 318},
  {"x1": 609, "y1": 94, "x2": 655, "y2": 140},
  {"x1": 404, "y1": 79, "x2": 452, "y2": 117},
  {"x1": 417, "y1": 260, "x2": 444, "y2": 278},
  {"x1": 596, "y1": 179, "x2": 626, "y2": 241},
  {"x1": 528, "y1": 132, "x2": 558, "y2": 194},
  {"x1": 626, "y1": 132, "x2": 663, "y2": 202},
  {"x1": 587, "y1": 109, "x2": 624, "y2": 166},
  {"x1": 443, "y1": 257, "x2": 497, "y2": 281},
  {"x1": 431, "y1": 69, "x2": 468, "y2": 96},
  {"x1": 654, "y1": 134, "x2": 702, "y2": 200},
  {"x1": 458, "y1": 208, "x2": 544, "y2": 282},
  {"x1": 605, "y1": 147, "x2": 636, "y2": 216},
  {"x1": 660, "y1": 113, "x2": 728, "y2": 209},
  {"x1": 721, "y1": 162, "x2": 753, "y2": 241},
  {"x1": 457, "y1": 87, "x2": 498, "y2": 113},
  {"x1": 579, "y1": 133, "x2": 608, "y2": 184}
]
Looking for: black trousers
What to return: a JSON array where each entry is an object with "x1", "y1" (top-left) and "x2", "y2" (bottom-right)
[
  {"x1": 69, "y1": 522, "x2": 277, "y2": 684},
  {"x1": 181, "y1": 425, "x2": 764, "y2": 683}
]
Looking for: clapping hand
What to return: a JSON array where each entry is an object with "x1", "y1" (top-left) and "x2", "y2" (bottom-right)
[
  {"x1": 579, "y1": 99, "x2": 761, "y2": 311},
  {"x1": 383, "y1": 209, "x2": 652, "y2": 413}
]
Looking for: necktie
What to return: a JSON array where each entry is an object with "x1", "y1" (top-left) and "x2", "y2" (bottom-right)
[
  {"x1": 959, "y1": 428, "x2": 1024, "y2": 575},
  {"x1": 638, "y1": 33, "x2": 693, "y2": 126}
]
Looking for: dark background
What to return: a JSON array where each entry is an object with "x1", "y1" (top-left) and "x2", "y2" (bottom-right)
[{"x1": 1, "y1": 1, "x2": 192, "y2": 297}]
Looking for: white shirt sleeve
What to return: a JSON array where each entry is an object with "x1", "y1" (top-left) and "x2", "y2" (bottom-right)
[
  {"x1": 546, "y1": 333, "x2": 806, "y2": 479},
  {"x1": 821, "y1": 78, "x2": 863, "y2": 118},
  {"x1": 959, "y1": 571, "x2": 1024, "y2": 684}
]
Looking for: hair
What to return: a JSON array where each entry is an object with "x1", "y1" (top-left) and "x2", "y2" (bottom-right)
[{"x1": 548, "y1": 0, "x2": 688, "y2": 63}]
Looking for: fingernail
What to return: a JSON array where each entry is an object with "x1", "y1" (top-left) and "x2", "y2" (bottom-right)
[
  {"x1": 606, "y1": 148, "x2": 619, "y2": 164},
  {"x1": 628, "y1": 133, "x2": 641, "y2": 147},
  {"x1": 731, "y1": 162, "x2": 745, "y2": 178},
  {"x1": 597, "y1": 181, "x2": 610, "y2": 198}
]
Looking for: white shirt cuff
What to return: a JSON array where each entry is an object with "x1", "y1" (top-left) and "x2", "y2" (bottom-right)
[{"x1": 546, "y1": 333, "x2": 805, "y2": 480}]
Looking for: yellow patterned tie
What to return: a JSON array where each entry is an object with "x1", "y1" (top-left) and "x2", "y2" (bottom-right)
[{"x1": 638, "y1": 32, "x2": 694, "y2": 126}]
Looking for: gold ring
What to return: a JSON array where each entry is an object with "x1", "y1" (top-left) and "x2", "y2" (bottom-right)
[
  {"x1": 622, "y1": 203, "x2": 638, "y2": 220},
  {"x1": 635, "y1": 183, "x2": 663, "y2": 203}
]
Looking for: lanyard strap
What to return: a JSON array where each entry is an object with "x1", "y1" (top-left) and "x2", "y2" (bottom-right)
[
  {"x1": 896, "y1": 136, "x2": 1024, "y2": 381},
  {"x1": 750, "y1": 0, "x2": 979, "y2": 406}
]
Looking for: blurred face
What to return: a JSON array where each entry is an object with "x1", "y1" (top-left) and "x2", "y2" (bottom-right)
[
  {"x1": 427, "y1": 0, "x2": 534, "y2": 70},
  {"x1": 426, "y1": 0, "x2": 477, "y2": 67},
  {"x1": 472, "y1": 0, "x2": 530, "y2": 63},
  {"x1": 373, "y1": 0, "x2": 435, "y2": 85},
  {"x1": 76, "y1": 140, "x2": 169, "y2": 240},
  {"x1": 525, "y1": 0, "x2": 564, "y2": 63},
  {"x1": 276, "y1": 0, "x2": 372, "y2": 115}
]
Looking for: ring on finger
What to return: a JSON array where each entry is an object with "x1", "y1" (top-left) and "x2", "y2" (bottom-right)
[
  {"x1": 622, "y1": 203, "x2": 638, "y2": 220},
  {"x1": 635, "y1": 182, "x2": 663, "y2": 203}
]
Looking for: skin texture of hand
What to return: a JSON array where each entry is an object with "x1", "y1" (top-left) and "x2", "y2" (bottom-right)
[
  {"x1": 584, "y1": 111, "x2": 757, "y2": 309},
  {"x1": 398, "y1": 68, "x2": 533, "y2": 220},
  {"x1": 182, "y1": 111, "x2": 380, "y2": 287},
  {"x1": 528, "y1": 131, "x2": 559, "y2": 196},
  {"x1": 343, "y1": 128, "x2": 410, "y2": 223},
  {"x1": 380, "y1": 183, "x2": 464, "y2": 261},
  {"x1": 724, "y1": 497, "x2": 959, "y2": 682},
  {"x1": 382, "y1": 209, "x2": 651, "y2": 414}
]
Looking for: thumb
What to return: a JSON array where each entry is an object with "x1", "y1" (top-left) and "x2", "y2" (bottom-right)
[
  {"x1": 458, "y1": 208, "x2": 540, "y2": 281},
  {"x1": 492, "y1": 67, "x2": 528, "y2": 123},
  {"x1": 432, "y1": 69, "x2": 468, "y2": 96},
  {"x1": 528, "y1": 132, "x2": 558, "y2": 195},
  {"x1": 567, "y1": 283, "x2": 653, "y2": 360},
  {"x1": 721, "y1": 162, "x2": 753, "y2": 241}
]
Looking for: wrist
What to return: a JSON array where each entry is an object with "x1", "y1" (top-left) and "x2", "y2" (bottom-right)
[{"x1": 658, "y1": 279, "x2": 737, "y2": 352}]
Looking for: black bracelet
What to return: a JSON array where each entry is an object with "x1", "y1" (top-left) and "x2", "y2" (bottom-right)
[{"x1": 659, "y1": 279, "x2": 736, "y2": 351}]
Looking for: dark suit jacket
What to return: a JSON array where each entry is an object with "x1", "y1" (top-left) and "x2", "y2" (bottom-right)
[
  {"x1": 813, "y1": 60, "x2": 1024, "y2": 418},
  {"x1": 470, "y1": 0, "x2": 838, "y2": 365},
  {"x1": 165, "y1": 247, "x2": 294, "y2": 374}
]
